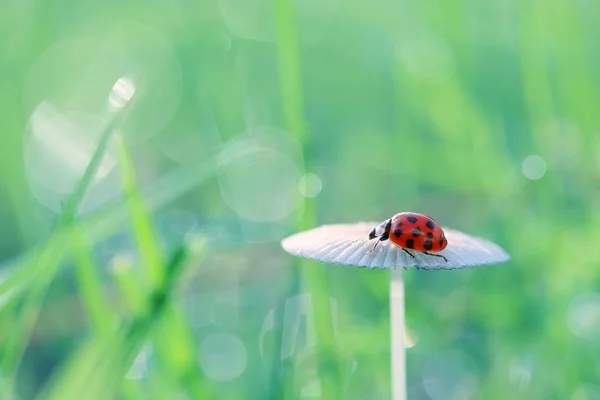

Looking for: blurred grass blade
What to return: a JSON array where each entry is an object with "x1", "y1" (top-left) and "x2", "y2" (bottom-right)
[
  {"x1": 83, "y1": 154, "x2": 219, "y2": 243},
  {"x1": 108, "y1": 239, "x2": 211, "y2": 399},
  {"x1": 59, "y1": 113, "x2": 125, "y2": 225},
  {"x1": 154, "y1": 306, "x2": 212, "y2": 399},
  {"x1": 69, "y1": 226, "x2": 114, "y2": 338},
  {"x1": 60, "y1": 77, "x2": 137, "y2": 225},
  {"x1": 38, "y1": 241, "x2": 203, "y2": 400},
  {"x1": 114, "y1": 134, "x2": 164, "y2": 293},
  {"x1": 147, "y1": 236, "x2": 212, "y2": 400},
  {"x1": 0, "y1": 243, "x2": 62, "y2": 396},
  {"x1": 273, "y1": 0, "x2": 306, "y2": 145},
  {"x1": 273, "y1": 0, "x2": 341, "y2": 396},
  {"x1": 0, "y1": 153, "x2": 219, "y2": 300},
  {"x1": 0, "y1": 78, "x2": 137, "y2": 396},
  {"x1": 114, "y1": 136, "x2": 211, "y2": 398},
  {"x1": 111, "y1": 254, "x2": 146, "y2": 316}
]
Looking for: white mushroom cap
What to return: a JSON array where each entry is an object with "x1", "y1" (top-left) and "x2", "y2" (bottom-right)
[{"x1": 281, "y1": 222, "x2": 510, "y2": 270}]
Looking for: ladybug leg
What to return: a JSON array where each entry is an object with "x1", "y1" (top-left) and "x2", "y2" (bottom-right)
[
  {"x1": 368, "y1": 240, "x2": 381, "y2": 253},
  {"x1": 368, "y1": 241, "x2": 378, "y2": 253},
  {"x1": 368, "y1": 234, "x2": 389, "y2": 253},
  {"x1": 402, "y1": 248, "x2": 416, "y2": 259},
  {"x1": 423, "y1": 252, "x2": 448, "y2": 262}
]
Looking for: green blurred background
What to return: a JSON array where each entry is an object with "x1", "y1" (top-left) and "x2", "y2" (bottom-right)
[{"x1": 1, "y1": 0, "x2": 600, "y2": 399}]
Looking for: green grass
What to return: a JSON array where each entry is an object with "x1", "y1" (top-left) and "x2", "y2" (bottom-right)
[{"x1": 1, "y1": 0, "x2": 600, "y2": 398}]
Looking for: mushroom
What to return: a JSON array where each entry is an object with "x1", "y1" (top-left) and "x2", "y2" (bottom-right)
[{"x1": 281, "y1": 220, "x2": 510, "y2": 400}]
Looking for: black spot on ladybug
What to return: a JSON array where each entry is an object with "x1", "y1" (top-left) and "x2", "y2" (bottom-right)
[
  {"x1": 393, "y1": 229, "x2": 403, "y2": 237},
  {"x1": 407, "y1": 216, "x2": 418, "y2": 223},
  {"x1": 412, "y1": 228, "x2": 421, "y2": 237},
  {"x1": 396, "y1": 222, "x2": 403, "y2": 227},
  {"x1": 439, "y1": 234, "x2": 445, "y2": 246},
  {"x1": 426, "y1": 232, "x2": 434, "y2": 239},
  {"x1": 405, "y1": 239, "x2": 414, "y2": 249},
  {"x1": 426, "y1": 220, "x2": 435, "y2": 229},
  {"x1": 423, "y1": 239, "x2": 433, "y2": 251}
]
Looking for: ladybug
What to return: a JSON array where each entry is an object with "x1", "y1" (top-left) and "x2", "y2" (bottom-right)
[{"x1": 368, "y1": 212, "x2": 448, "y2": 262}]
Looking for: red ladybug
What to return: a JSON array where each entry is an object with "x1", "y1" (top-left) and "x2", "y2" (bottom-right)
[{"x1": 368, "y1": 212, "x2": 448, "y2": 262}]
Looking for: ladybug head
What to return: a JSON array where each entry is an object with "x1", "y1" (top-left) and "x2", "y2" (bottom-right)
[
  {"x1": 369, "y1": 218, "x2": 391, "y2": 240},
  {"x1": 368, "y1": 227, "x2": 377, "y2": 240}
]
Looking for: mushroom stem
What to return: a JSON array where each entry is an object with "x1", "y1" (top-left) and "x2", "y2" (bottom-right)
[{"x1": 390, "y1": 267, "x2": 406, "y2": 400}]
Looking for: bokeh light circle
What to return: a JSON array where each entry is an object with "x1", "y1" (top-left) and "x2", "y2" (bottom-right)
[
  {"x1": 522, "y1": 154, "x2": 547, "y2": 180},
  {"x1": 23, "y1": 23, "x2": 182, "y2": 145},
  {"x1": 23, "y1": 104, "x2": 121, "y2": 214},
  {"x1": 199, "y1": 332, "x2": 248, "y2": 382},
  {"x1": 567, "y1": 292, "x2": 600, "y2": 339},
  {"x1": 571, "y1": 384, "x2": 600, "y2": 400},
  {"x1": 298, "y1": 173, "x2": 322, "y2": 198},
  {"x1": 218, "y1": 128, "x2": 303, "y2": 222}
]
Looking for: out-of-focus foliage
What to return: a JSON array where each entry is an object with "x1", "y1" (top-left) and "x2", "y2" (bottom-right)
[{"x1": 1, "y1": 0, "x2": 599, "y2": 398}]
